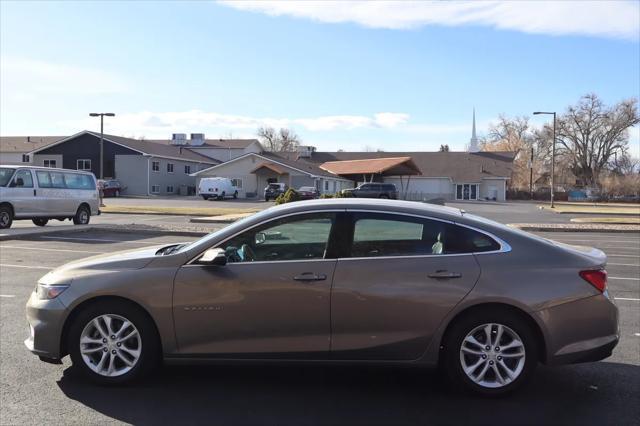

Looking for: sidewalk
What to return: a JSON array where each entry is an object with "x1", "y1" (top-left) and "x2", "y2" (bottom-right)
[{"x1": 508, "y1": 223, "x2": 640, "y2": 233}]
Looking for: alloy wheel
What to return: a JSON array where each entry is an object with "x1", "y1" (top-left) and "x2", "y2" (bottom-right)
[
  {"x1": 459, "y1": 323, "x2": 526, "y2": 388},
  {"x1": 0, "y1": 212, "x2": 9, "y2": 227},
  {"x1": 79, "y1": 314, "x2": 142, "y2": 377}
]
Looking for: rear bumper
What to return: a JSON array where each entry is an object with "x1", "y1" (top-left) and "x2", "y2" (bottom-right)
[{"x1": 535, "y1": 293, "x2": 619, "y2": 365}]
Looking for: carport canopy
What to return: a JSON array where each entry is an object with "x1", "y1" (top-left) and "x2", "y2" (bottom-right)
[{"x1": 319, "y1": 156, "x2": 421, "y2": 177}]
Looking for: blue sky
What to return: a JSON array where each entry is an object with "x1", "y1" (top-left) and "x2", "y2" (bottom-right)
[{"x1": 1, "y1": 1, "x2": 638, "y2": 152}]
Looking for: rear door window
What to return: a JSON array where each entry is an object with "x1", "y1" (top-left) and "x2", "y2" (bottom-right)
[
  {"x1": 49, "y1": 172, "x2": 66, "y2": 188},
  {"x1": 348, "y1": 213, "x2": 500, "y2": 257},
  {"x1": 64, "y1": 173, "x2": 96, "y2": 190},
  {"x1": 36, "y1": 171, "x2": 52, "y2": 188}
]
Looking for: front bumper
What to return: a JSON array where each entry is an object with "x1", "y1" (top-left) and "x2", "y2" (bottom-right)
[{"x1": 24, "y1": 291, "x2": 68, "y2": 361}]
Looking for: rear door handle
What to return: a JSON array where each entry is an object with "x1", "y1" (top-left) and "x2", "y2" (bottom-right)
[
  {"x1": 293, "y1": 272, "x2": 327, "y2": 282},
  {"x1": 428, "y1": 271, "x2": 462, "y2": 279}
]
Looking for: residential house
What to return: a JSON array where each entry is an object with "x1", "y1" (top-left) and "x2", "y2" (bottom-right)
[
  {"x1": 0, "y1": 136, "x2": 63, "y2": 165},
  {"x1": 30, "y1": 131, "x2": 218, "y2": 196}
]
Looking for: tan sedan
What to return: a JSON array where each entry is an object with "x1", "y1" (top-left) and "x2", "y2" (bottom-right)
[{"x1": 25, "y1": 199, "x2": 618, "y2": 395}]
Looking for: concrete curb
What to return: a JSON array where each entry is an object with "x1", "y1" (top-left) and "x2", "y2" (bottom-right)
[
  {"x1": 0, "y1": 225, "x2": 209, "y2": 241},
  {"x1": 509, "y1": 224, "x2": 640, "y2": 233}
]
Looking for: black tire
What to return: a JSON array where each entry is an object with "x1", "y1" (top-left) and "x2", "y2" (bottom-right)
[
  {"x1": 73, "y1": 205, "x2": 91, "y2": 225},
  {"x1": 67, "y1": 300, "x2": 160, "y2": 385},
  {"x1": 201, "y1": 195, "x2": 210, "y2": 200},
  {"x1": 233, "y1": 191, "x2": 238, "y2": 199},
  {"x1": 218, "y1": 192, "x2": 225, "y2": 201},
  {"x1": 379, "y1": 194, "x2": 389, "y2": 199},
  {"x1": 265, "y1": 197, "x2": 269, "y2": 202},
  {"x1": 32, "y1": 218, "x2": 49, "y2": 227},
  {"x1": 442, "y1": 309, "x2": 538, "y2": 396},
  {"x1": 0, "y1": 205, "x2": 13, "y2": 229}
]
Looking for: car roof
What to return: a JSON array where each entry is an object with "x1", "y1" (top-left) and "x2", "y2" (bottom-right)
[{"x1": 0, "y1": 164, "x2": 95, "y2": 175}]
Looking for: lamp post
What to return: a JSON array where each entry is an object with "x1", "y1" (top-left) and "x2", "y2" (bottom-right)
[
  {"x1": 533, "y1": 111, "x2": 556, "y2": 208},
  {"x1": 89, "y1": 113, "x2": 115, "y2": 207},
  {"x1": 89, "y1": 113, "x2": 115, "y2": 179}
]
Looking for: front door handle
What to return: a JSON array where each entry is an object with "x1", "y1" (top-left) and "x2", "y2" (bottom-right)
[
  {"x1": 428, "y1": 270, "x2": 462, "y2": 279},
  {"x1": 293, "y1": 272, "x2": 327, "y2": 282}
]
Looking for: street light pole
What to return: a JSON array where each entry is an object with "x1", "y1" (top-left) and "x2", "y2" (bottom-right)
[
  {"x1": 89, "y1": 112, "x2": 115, "y2": 179},
  {"x1": 533, "y1": 111, "x2": 556, "y2": 208}
]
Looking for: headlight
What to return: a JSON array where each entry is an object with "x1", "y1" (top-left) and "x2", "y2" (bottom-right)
[{"x1": 36, "y1": 283, "x2": 70, "y2": 300}]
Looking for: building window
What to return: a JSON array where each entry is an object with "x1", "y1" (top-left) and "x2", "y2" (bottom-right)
[
  {"x1": 324, "y1": 180, "x2": 329, "y2": 191},
  {"x1": 151, "y1": 185, "x2": 160, "y2": 194},
  {"x1": 43, "y1": 159, "x2": 56, "y2": 168},
  {"x1": 456, "y1": 184, "x2": 479, "y2": 201},
  {"x1": 167, "y1": 185, "x2": 174, "y2": 193},
  {"x1": 230, "y1": 178, "x2": 243, "y2": 189},
  {"x1": 152, "y1": 161, "x2": 160, "y2": 172},
  {"x1": 21, "y1": 154, "x2": 30, "y2": 163},
  {"x1": 167, "y1": 163, "x2": 174, "y2": 173},
  {"x1": 77, "y1": 159, "x2": 91, "y2": 171},
  {"x1": 184, "y1": 165, "x2": 191, "y2": 174}
]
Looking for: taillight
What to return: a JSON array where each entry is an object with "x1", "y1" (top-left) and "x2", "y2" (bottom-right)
[{"x1": 579, "y1": 269, "x2": 607, "y2": 293}]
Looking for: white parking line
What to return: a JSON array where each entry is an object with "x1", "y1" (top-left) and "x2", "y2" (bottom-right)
[
  {"x1": 0, "y1": 264, "x2": 52, "y2": 270},
  {"x1": 39, "y1": 236, "x2": 167, "y2": 245},
  {"x1": 0, "y1": 245, "x2": 105, "y2": 254},
  {"x1": 615, "y1": 297, "x2": 640, "y2": 301},
  {"x1": 609, "y1": 276, "x2": 640, "y2": 281},
  {"x1": 607, "y1": 263, "x2": 640, "y2": 266},
  {"x1": 0, "y1": 294, "x2": 16, "y2": 298},
  {"x1": 608, "y1": 254, "x2": 640, "y2": 258}
]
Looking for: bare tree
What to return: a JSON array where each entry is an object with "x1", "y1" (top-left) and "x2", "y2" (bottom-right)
[
  {"x1": 257, "y1": 126, "x2": 301, "y2": 152},
  {"x1": 552, "y1": 94, "x2": 639, "y2": 186},
  {"x1": 439, "y1": 144, "x2": 450, "y2": 152}
]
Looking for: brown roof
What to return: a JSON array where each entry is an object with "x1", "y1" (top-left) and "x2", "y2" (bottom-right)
[
  {"x1": 250, "y1": 162, "x2": 287, "y2": 175},
  {"x1": 320, "y1": 156, "x2": 421, "y2": 176},
  {"x1": 260, "y1": 152, "x2": 343, "y2": 179},
  {"x1": 149, "y1": 139, "x2": 259, "y2": 149},
  {"x1": 0, "y1": 136, "x2": 65, "y2": 153},
  {"x1": 278, "y1": 151, "x2": 516, "y2": 182}
]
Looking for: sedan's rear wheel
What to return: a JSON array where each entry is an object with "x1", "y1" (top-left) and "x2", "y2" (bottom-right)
[
  {"x1": 443, "y1": 310, "x2": 537, "y2": 396},
  {"x1": 68, "y1": 301, "x2": 160, "y2": 384}
]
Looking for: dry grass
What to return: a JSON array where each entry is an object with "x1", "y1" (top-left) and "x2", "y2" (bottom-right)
[
  {"x1": 570, "y1": 217, "x2": 640, "y2": 225},
  {"x1": 101, "y1": 205, "x2": 261, "y2": 217},
  {"x1": 539, "y1": 203, "x2": 640, "y2": 215}
]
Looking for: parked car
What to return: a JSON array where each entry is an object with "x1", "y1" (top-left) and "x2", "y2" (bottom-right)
[
  {"x1": 198, "y1": 177, "x2": 238, "y2": 200},
  {"x1": 0, "y1": 165, "x2": 99, "y2": 229},
  {"x1": 26, "y1": 198, "x2": 618, "y2": 395},
  {"x1": 342, "y1": 183, "x2": 397, "y2": 199},
  {"x1": 98, "y1": 179, "x2": 123, "y2": 197},
  {"x1": 296, "y1": 186, "x2": 320, "y2": 200},
  {"x1": 264, "y1": 182, "x2": 288, "y2": 201}
]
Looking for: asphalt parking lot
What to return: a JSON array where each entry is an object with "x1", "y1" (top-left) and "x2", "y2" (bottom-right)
[{"x1": 0, "y1": 230, "x2": 638, "y2": 425}]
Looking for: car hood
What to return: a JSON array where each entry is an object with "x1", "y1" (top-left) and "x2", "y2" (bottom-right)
[{"x1": 39, "y1": 245, "x2": 165, "y2": 285}]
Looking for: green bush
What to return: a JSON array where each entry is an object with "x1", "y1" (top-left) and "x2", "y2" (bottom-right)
[{"x1": 275, "y1": 188, "x2": 301, "y2": 205}]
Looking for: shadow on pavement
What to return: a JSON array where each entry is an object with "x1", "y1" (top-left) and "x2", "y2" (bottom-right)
[{"x1": 57, "y1": 362, "x2": 639, "y2": 425}]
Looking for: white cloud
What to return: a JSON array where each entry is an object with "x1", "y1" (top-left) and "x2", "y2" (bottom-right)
[
  {"x1": 219, "y1": 0, "x2": 639, "y2": 40},
  {"x1": 61, "y1": 109, "x2": 412, "y2": 138},
  {"x1": 0, "y1": 57, "x2": 128, "y2": 101}
]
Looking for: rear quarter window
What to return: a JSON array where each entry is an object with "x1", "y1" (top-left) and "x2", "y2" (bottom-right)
[{"x1": 444, "y1": 224, "x2": 501, "y2": 253}]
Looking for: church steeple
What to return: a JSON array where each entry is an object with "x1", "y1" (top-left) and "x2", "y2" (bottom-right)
[{"x1": 468, "y1": 108, "x2": 479, "y2": 152}]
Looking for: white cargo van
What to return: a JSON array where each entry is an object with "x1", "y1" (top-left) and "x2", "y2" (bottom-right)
[
  {"x1": 198, "y1": 177, "x2": 238, "y2": 200},
  {"x1": 0, "y1": 165, "x2": 100, "y2": 229}
]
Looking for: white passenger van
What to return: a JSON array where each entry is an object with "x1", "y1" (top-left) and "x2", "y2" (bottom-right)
[
  {"x1": 0, "y1": 165, "x2": 100, "y2": 229},
  {"x1": 198, "y1": 177, "x2": 238, "y2": 200}
]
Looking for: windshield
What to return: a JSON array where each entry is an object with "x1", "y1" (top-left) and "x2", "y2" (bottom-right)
[
  {"x1": 176, "y1": 208, "x2": 272, "y2": 253},
  {"x1": 0, "y1": 168, "x2": 15, "y2": 187}
]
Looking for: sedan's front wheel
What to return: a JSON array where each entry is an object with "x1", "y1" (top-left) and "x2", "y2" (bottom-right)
[
  {"x1": 443, "y1": 310, "x2": 537, "y2": 396},
  {"x1": 68, "y1": 301, "x2": 160, "y2": 384}
]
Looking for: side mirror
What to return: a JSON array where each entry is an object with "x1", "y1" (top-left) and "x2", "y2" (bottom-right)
[{"x1": 198, "y1": 248, "x2": 227, "y2": 266}]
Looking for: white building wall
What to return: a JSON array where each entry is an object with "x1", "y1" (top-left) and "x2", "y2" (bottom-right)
[
  {"x1": 32, "y1": 154, "x2": 63, "y2": 168},
  {"x1": 0, "y1": 152, "x2": 32, "y2": 165},
  {"x1": 383, "y1": 176, "x2": 453, "y2": 200},
  {"x1": 480, "y1": 179, "x2": 507, "y2": 201}
]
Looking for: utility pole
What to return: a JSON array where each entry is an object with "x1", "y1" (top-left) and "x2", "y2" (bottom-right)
[
  {"x1": 533, "y1": 111, "x2": 556, "y2": 208},
  {"x1": 529, "y1": 146, "x2": 534, "y2": 199},
  {"x1": 89, "y1": 112, "x2": 115, "y2": 207}
]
